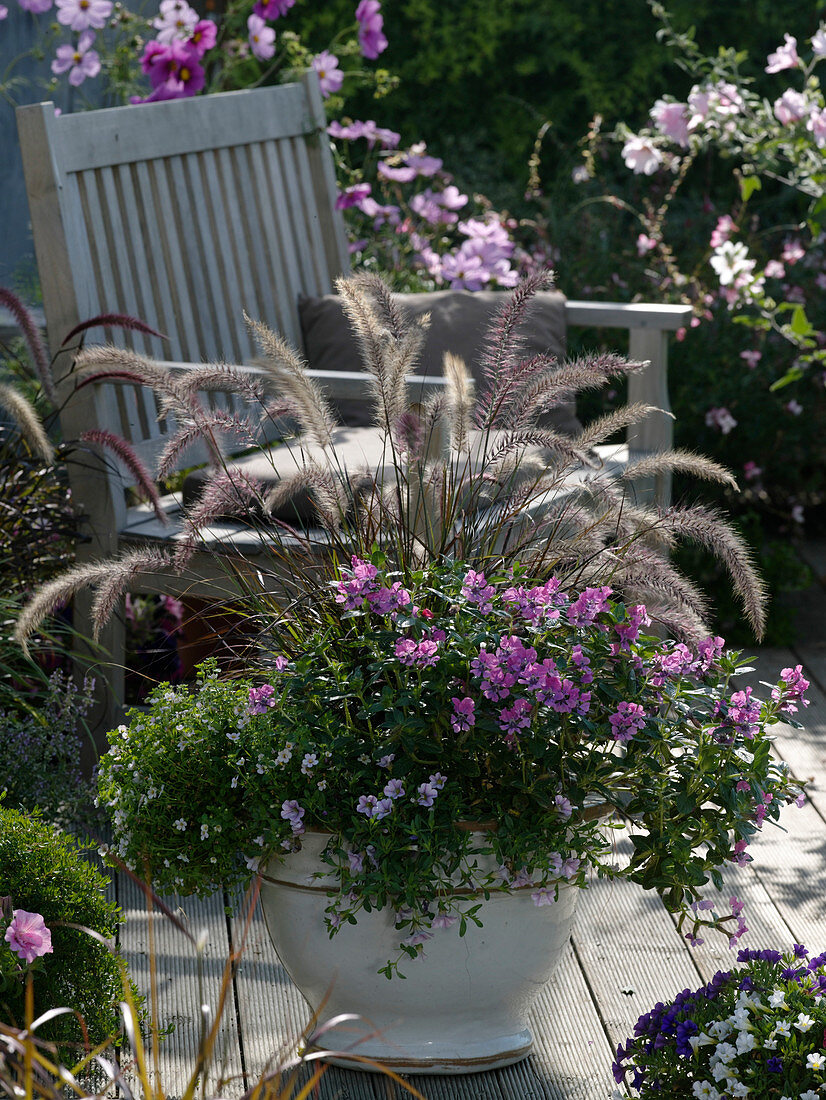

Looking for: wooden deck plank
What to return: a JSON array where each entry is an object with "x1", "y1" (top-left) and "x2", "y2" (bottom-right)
[{"x1": 118, "y1": 875, "x2": 245, "y2": 1096}]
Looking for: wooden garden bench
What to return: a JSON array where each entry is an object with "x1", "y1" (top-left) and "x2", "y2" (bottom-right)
[{"x1": 16, "y1": 73, "x2": 691, "y2": 738}]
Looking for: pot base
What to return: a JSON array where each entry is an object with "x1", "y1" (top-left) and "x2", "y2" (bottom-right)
[{"x1": 309, "y1": 1036, "x2": 532, "y2": 1075}]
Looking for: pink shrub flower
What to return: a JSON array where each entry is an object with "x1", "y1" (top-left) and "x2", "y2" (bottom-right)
[
  {"x1": 813, "y1": 27, "x2": 826, "y2": 58},
  {"x1": 740, "y1": 349, "x2": 762, "y2": 369},
  {"x1": 621, "y1": 136, "x2": 663, "y2": 175},
  {"x1": 248, "y1": 683, "x2": 276, "y2": 714},
  {"x1": 247, "y1": 13, "x2": 275, "y2": 60},
  {"x1": 743, "y1": 460, "x2": 762, "y2": 481},
  {"x1": 56, "y1": 0, "x2": 111, "y2": 33},
  {"x1": 311, "y1": 50, "x2": 343, "y2": 98},
  {"x1": 636, "y1": 233, "x2": 657, "y2": 256},
  {"x1": 774, "y1": 89, "x2": 809, "y2": 125},
  {"x1": 51, "y1": 31, "x2": 101, "y2": 85},
  {"x1": 355, "y1": 0, "x2": 387, "y2": 59},
  {"x1": 705, "y1": 406, "x2": 738, "y2": 434},
  {"x1": 5, "y1": 911, "x2": 53, "y2": 964},
  {"x1": 650, "y1": 99, "x2": 690, "y2": 146},
  {"x1": 336, "y1": 183, "x2": 372, "y2": 210},
  {"x1": 807, "y1": 107, "x2": 826, "y2": 148},
  {"x1": 765, "y1": 34, "x2": 800, "y2": 73},
  {"x1": 710, "y1": 214, "x2": 735, "y2": 248}
]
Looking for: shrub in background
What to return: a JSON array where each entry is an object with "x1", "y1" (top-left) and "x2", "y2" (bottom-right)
[{"x1": 0, "y1": 803, "x2": 127, "y2": 1047}]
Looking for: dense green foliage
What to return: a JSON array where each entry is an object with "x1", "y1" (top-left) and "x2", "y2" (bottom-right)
[
  {"x1": 300, "y1": 0, "x2": 821, "y2": 202},
  {"x1": 0, "y1": 804, "x2": 126, "y2": 1046}
]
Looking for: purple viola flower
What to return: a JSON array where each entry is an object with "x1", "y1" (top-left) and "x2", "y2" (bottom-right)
[
  {"x1": 366, "y1": 581, "x2": 412, "y2": 615},
  {"x1": 51, "y1": 31, "x2": 101, "y2": 85},
  {"x1": 248, "y1": 683, "x2": 276, "y2": 715},
  {"x1": 355, "y1": 0, "x2": 387, "y2": 59},
  {"x1": 311, "y1": 50, "x2": 344, "y2": 98},
  {"x1": 614, "y1": 604, "x2": 651, "y2": 649},
  {"x1": 56, "y1": 0, "x2": 111, "y2": 33},
  {"x1": 450, "y1": 696, "x2": 475, "y2": 733},
  {"x1": 608, "y1": 701, "x2": 646, "y2": 742}
]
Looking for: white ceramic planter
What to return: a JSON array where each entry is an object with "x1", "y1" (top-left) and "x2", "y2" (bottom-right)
[{"x1": 259, "y1": 832, "x2": 578, "y2": 1074}]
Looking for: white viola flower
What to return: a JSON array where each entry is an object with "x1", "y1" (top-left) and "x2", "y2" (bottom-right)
[
  {"x1": 622, "y1": 135, "x2": 663, "y2": 175},
  {"x1": 795, "y1": 1012, "x2": 815, "y2": 1032},
  {"x1": 812, "y1": 27, "x2": 826, "y2": 58},
  {"x1": 806, "y1": 1052, "x2": 826, "y2": 1071}
]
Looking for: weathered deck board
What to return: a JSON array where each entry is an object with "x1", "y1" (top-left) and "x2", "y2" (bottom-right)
[{"x1": 114, "y1": 626, "x2": 826, "y2": 1100}]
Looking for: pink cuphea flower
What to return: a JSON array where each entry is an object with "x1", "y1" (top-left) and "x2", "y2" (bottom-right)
[
  {"x1": 765, "y1": 34, "x2": 800, "y2": 74},
  {"x1": 311, "y1": 50, "x2": 344, "y2": 98},
  {"x1": 51, "y1": 31, "x2": 101, "y2": 86},
  {"x1": 4, "y1": 910, "x2": 53, "y2": 965},
  {"x1": 56, "y1": 0, "x2": 111, "y2": 32},
  {"x1": 247, "y1": 13, "x2": 275, "y2": 61},
  {"x1": 355, "y1": 0, "x2": 387, "y2": 60},
  {"x1": 650, "y1": 98, "x2": 690, "y2": 146},
  {"x1": 621, "y1": 135, "x2": 663, "y2": 175},
  {"x1": 774, "y1": 89, "x2": 809, "y2": 125}
]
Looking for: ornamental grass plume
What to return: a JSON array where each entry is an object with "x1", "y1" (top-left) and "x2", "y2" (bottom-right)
[{"x1": 14, "y1": 269, "x2": 770, "y2": 650}]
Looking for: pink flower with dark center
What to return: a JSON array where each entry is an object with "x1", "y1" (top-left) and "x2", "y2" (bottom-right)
[
  {"x1": 188, "y1": 19, "x2": 216, "y2": 56},
  {"x1": 608, "y1": 701, "x2": 646, "y2": 742},
  {"x1": 252, "y1": 0, "x2": 293, "y2": 18},
  {"x1": 355, "y1": 0, "x2": 387, "y2": 59},
  {"x1": 311, "y1": 50, "x2": 344, "y2": 98},
  {"x1": 335, "y1": 183, "x2": 371, "y2": 210},
  {"x1": 56, "y1": 0, "x2": 111, "y2": 32},
  {"x1": 140, "y1": 38, "x2": 203, "y2": 96},
  {"x1": 51, "y1": 31, "x2": 101, "y2": 85},
  {"x1": 247, "y1": 13, "x2": 275, "y2": 61},
  {"x1": 5, "y1": 911, "x2": 53, "y2": 964}
]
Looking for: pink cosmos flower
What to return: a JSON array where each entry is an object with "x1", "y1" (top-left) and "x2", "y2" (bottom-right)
[
  {"x1": 51, "y1": 31, "x2": 101, "y2": 85},
  {"x1": 138, "y1": 38, "x2": 204, "y2": 99},
  {"x1": 650, "y1": 98, "x2": 690, "y2": 146},
  {"x1": 328, "y1": 119, "x2": 399, "y2": 148},
  {"x1": 0, "y1": 6, "x2": 8, "y2": 17},
  {"x1": 774, "y1": 89, "x2": 809, "y2": 125},
  {"x1": 247, "y1": 13, "x2": 275, "y2": 61},
  {"x1": 311, "y1": 50, "x2": 344, "y2": 98},
  {"x1": 5, "y1": 910, "x2": 53, "y2": 965},
  {"x1": 621, "y1": 135, "x2": 662, "y2": 175},
  {"x1": 355, "y1": 0, "x2": 387, "y2": 60},
  {"x1": 152, "y1": 0, "x2": 198, "y2": 43},
  {"x1": 335, "y1": 183, "x2": 371, "y2": 210},
  {"x1": 765, "y1": 34, "x2": 800, "y2": 73},
  {"x1": 253, "y1": 0, "x2": 293, "y2": 18},
  {"x1": 56, "y1": 0, "x2": 111, "y2": 32},
  {"x1": 18, "y1": 0, "x2": 53, "y2": 13},
  {"x1": 188, "y1": 19, "x2": 216, "y2": 56}
]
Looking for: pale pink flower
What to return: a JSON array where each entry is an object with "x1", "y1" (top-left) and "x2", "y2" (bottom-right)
[
  {"x1": 763, "y1": 259, "x2": 785, "y2": 279},
  {"x1": 18, "y1": 0, "x2": 53, "y2": 11},
  {"x1": 0, "y1": 5, "x2": 8, "y2": 16},
  {"x1": 51, "y1": 30, "x2": 101, "y2": 85},
  {"x1": 705, "y1": 406, "x2": 738, "y2": 435},
  {"x1": 774, "y1": 89, "x2": 809, "y2": 125},
  {"x1": 786, "y1": 399, "x2": 803, "y2": 415},
  {"x1": 311, "y1": 50, "x2": 343, "y2": 97},
  {"x1": 743, "y1": 460, "x2": 762, "y2": 481},
  {"x1": 812, "y1": 27, "x2": 826, "y2": 59},
  {"x1": 792, "y1": 504, "x2": 805, "y2": 524},
  {"x1": 808, "y1": 107, "x2": 826, "y2": 148},
  {"x1": 709, "y1": 214, "x2": 735, "y2": 248},
  {"x1": 782, "y1": 238, "x2": 806, "y2": 264},
  {"x1": 56, "y1": 0, "x2": 110, "y2": 29},
  {"x1": 636, "y1": 233, "x2": 657, "y2": 256},
  {"x1": 650, "y1": 98, "x2": 690, "y2": 146},
  {"x1": 355, "y1": 0, "x2": 387, "y2": 60},
  {"x1": 739, "y1": 349, "x2": 762, "y2": 369},
  {"x1": 765, "y1": 34, "x2": 800, "y2": 73},
  {"x1": 710, "y1": 240, "x2": 755, "y2": 286},
  {"x1": 621, "y1": 135, "x2": 662, "y2": 175},
  {"x1": 5, "y1": 910, "x2": 53, "y2": 964},
  {"x1": 247, "y1": 13, "x2": 274, "y2": 60}
]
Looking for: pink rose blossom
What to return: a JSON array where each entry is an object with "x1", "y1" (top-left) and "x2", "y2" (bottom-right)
[{"x1": 5, "y1": 911, "x2": 53, "y2": 965}]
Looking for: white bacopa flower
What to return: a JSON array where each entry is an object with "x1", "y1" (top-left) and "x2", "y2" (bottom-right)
[{"x1": 200, "y1": 823, "x2": 209, "y2": 840}]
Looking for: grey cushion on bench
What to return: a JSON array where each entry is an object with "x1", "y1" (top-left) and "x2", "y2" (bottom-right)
[{"x1": 298, "y1": 289, "x2": 580, "y2": 436}]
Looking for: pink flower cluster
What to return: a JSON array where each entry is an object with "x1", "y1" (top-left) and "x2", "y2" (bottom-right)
[
  {"x1": 772, "y1": 664, "x2": 810, "y2": 715},
  {"x1": 712, "y1": 686, "x2": 761, "y2": 743},
  {"x1": 135, "y1": 0, "x2": 215, "y2": 102},
  {"x1": 248, "y1": 683, "x2": 276, "y2": 715},
  {"x1": 608, "y1": 701, "x2": 647, "y2": 742}
]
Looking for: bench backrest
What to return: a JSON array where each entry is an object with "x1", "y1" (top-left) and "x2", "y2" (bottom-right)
[{"x1": 17, "y1": 75, "x2": 351, "y2": 490}]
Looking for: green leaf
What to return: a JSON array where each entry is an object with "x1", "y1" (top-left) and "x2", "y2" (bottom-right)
[
  {"x1": 739, "y1": 175, "x2": 762, "y2": 202},
  {"x1": 790, "y1": 305, "x2": 814, "y2": 338},
  {"x1": 769, "y1": 366, "x2": 805, "y2": 392}
]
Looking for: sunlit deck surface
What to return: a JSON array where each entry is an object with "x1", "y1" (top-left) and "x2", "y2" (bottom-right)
[{"x1": 113, "y1": 542, "x2": 826, "y2": 1099}]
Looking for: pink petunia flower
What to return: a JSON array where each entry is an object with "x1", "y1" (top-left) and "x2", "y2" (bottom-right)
[
  {"x1": 311, "y1": 50, "x2": 344, "y2": 98},
  {"x1": 56, "y1": 0, "x2": 111, "y2": 32},
  {"x1": 355, "y1": 0, "x2": 387, "y2": 60},
  {"x1": 5, "y1": 910, "x2": 53, "y2": 965},
  {"x1": 252, "y1": 0, "x2": 293, "y2": 18},
  {"x1": 51, "y1": 31, "x2": 101, "y2": 85},
  {"x1": 247, "y1": 13, "x2": 275, "y2": 61}
]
